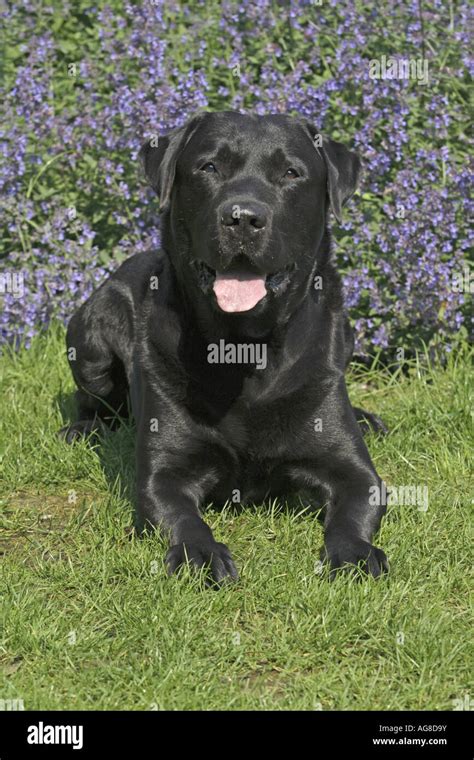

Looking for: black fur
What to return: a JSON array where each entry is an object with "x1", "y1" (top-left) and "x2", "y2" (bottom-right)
[{"x1": 61, "y1": 112, "x2": 389, "y2": 584}]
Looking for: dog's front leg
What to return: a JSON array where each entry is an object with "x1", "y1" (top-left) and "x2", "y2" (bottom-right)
[
  {"x1": 321, "y1": 462, "x2": 389, "y2": 579},
  {"x1": 135, "y1": 414, "x2": 238, "y2": 584},
  {"x1": 291, "y1": 451, "x2": 388, "y2": 579}
]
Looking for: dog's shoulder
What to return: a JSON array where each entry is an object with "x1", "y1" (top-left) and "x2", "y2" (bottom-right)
[
  {"x1": 111, "y1": 249, "x2": 165, "y2": 285},
  {"x1": 96, "y1": 248, "x2": 169, "y2": 309}
]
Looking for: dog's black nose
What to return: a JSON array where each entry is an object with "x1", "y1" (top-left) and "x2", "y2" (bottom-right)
[{"x1": 220, "y1": 200, "x2": 268, "y2": 230}]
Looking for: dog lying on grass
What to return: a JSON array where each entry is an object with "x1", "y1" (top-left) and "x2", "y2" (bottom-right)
[{"x1": 60, "y1": 111, "x2": 388, "y2": 584}]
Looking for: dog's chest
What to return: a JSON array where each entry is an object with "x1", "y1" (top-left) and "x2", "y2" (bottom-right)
[{"x1": 216, "y1": 387, "x2": 316, "y2": 459}]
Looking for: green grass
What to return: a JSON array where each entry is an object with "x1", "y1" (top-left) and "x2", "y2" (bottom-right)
[{"x1": 0, "y1": 325, "x2": 472, "y2": 710}]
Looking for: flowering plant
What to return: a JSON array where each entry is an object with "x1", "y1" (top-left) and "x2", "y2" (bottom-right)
[{"x1": 1, "y1": 0, "x2": 471, "y2": 356}]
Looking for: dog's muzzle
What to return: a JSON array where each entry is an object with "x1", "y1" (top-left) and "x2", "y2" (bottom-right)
[{"x1": 192, "y1": 260, "x2": 295, "y2": 313}]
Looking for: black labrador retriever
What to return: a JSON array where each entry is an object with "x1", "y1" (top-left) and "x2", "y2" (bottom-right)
[{"x1": 61, "y1": 111, "x2": 389, "y2": 583}]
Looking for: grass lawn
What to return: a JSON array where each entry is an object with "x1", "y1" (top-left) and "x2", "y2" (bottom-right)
[{"x1": 0, "y1": 325, "x2": 472, "y2": 710}]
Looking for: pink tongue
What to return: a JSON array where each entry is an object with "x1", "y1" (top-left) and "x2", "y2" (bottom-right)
[{"x1": 213, "y1": 272, "x2": 267, "y2": 313}]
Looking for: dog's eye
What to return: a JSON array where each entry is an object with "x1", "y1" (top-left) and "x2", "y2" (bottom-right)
[
  {"x1": 284, "y1": 168, "x2": 299, "y2": 179},
  {"x1": 200, "y1": 162, "x2": 217, "y2": 173}
]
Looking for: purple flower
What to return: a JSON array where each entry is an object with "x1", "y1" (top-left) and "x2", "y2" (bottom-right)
[{"x1": 0, "y1": 0, "x2": 471, "y2": 355}]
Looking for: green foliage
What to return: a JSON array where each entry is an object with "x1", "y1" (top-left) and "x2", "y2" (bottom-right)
[{"x1": 0, "y1": 326, "x2": 471, "y2": 709}]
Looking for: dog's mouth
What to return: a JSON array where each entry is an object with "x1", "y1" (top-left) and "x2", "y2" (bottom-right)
[{"x1": 193, "y1": 261, "x2": 295, "y2": 313}]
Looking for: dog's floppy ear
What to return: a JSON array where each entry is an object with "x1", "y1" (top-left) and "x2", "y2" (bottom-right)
[
  {"x1": 302, "y1": 121, "x2": 361, "y2": 223},
  {"x1": 319, "y1": 136, "x2": 361, "y2": 224},
  {"x1": 139, "y1": 113, "x2": 204, "y2": 212}
]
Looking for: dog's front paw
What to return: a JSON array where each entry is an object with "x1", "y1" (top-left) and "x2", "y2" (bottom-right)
[
  {"x1": 166, "y1": 539, "x2": 238, "y2": 585},
  {"x1": 321, "y1": 535, "x2": 389, "y2": 580}
]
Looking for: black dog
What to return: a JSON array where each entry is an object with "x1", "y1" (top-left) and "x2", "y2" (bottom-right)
[{"x1": 61, "y1": 111, "x2": 389, "y2": 583}]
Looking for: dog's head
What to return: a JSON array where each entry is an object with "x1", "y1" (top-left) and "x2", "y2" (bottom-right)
[{"x1": 140, "y1": 111, "x2": 360, "y2": 321}]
